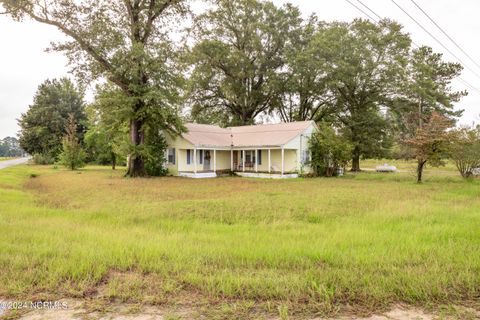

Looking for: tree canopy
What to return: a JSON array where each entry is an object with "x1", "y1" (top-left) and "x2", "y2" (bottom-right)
[
  {"x1": 18, "y1": 78, "x2": 86, "y2": 161},
  {"x1": 322, "y1": 19, "x2": 411, "y2": 171},
  {"x1": 393, "y1": 46, "x2": 465, "y2": 138},
  {"x1": 187, "y1": 0, "x2": 302, "y2": 126}
]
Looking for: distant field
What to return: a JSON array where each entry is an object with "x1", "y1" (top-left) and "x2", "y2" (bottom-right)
[
  {"x1": 0, "y1": 157, "x2": 15, "y2": 161},
  {"x1": 361, "y1": 158, "x2": 458, "y2": 174},
  {"x1": 0, "y1": 164, "x2": 479, "y2": 318}
]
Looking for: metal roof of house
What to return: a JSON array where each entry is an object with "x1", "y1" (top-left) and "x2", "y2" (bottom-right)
[{"x1": 182, "y1": 121, "x2": 315, "y2": 148}]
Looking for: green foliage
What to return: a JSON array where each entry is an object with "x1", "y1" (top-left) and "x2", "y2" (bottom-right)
[
  {"x1": 320, "y1": 19, "x2": 411, "y2": 170},
  {"x1": 32, "y1": 153, "x2": 56, "y2": 165},
  {"x1": 84, "y1": 127, "x2": 118, "y2": 166},
  {"x1": 84, "y1": 86, "x2": 130, "y2": 168},
  {"x1": 18, "y1": 78, "x2": 86, "y2": 161},
  {"x1": 278, "y1": 19, "x2": 336, "y2": 123},
  {"x1": 59, "y1": 114, "x2": 86, "y2": 170},
  {"x1": 308, "y1": 124, "x2": 352, "y2": 177},
  {"x1": 448, "y1": 127, "x2": 480, "y2": 178},
  {"x1": 392, "y1": 46, "x2": 465, "y2": 138},
  {"x1": 143, "y1": 128, "x2": 168, "y2": 177},
  {"x1": 188, "y1": 0, "x2": 301, "y2": 126}
]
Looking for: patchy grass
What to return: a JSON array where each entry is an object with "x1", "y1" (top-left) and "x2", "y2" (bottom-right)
[
  {"x1": 0, "y1": 157, "x2": 16, "y2": 161},
  {"x1": 0, "y1": 165, "x2": 479, "y2": 318}
]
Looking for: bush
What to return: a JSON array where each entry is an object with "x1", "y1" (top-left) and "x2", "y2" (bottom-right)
[
  {"x1": 449, "y1": 127, "x2": 480, "y2": 178},
  {"x1": 308, "y1": 124, "x2": 352, "y2": 177},
  {"x1": 143, "y1": 127, "x2": 168, "y2": 177},
  {"x1": 32, "y1": 153, "x2": 56, "y2": 165}
]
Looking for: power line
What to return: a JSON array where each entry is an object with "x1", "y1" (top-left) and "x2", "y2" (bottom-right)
[
  {"x1": 346, "y1": 0, "x2": 480, "y2": 95},
  {"x1": 457, "y1": 77, "x2": 480, "y2": 95},
  {"x1": 355, "y1": 0, "x2": 382, "y2": 21},
  {"x1": 344, "y1": 0, "x2": 378, "y2": 23},
  {"x1": 390, "y1": 0, "x2": 480, "y2": 81},
  {"x1": 410, "y1": 0, "x2": 480, "y2": 71},
  {"x1": 352, "y1": 0, "x2": 427, "y2": 48}
]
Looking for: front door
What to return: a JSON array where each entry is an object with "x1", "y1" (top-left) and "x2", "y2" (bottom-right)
[{"x1": 203, "y1": 150, "x2": 211, "y2": 170}]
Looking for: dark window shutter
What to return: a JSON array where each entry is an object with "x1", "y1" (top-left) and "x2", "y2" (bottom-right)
[
  {"x1": 187, "y1": 149, "x2": 191, "y2": 164},
  {"x1": 199, "y1": 150, "x2": 203, "y2": 164},
  {"x1": 258, "y1": 150, "x2": 262, "y2": 165}
]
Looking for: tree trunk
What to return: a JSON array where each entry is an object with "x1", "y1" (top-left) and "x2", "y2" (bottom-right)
[
  {"x1": 127, "y1": 118, "x2": 146, "y2": 177},
  {"x1": 416, "y1": 159, "x2": 426, "y2": 183},
  {"x1": 351, "y1": 147, "x2": 361, "y2": 172},
  {"x1": 111, "y1": 151, "x2": 116, "y2": 170}
]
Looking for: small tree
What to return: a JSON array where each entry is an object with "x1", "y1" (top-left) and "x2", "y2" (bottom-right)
[
  {"x1": 404, "y1": 112, "x2": 453, "y2": 183},
  {"x1": 449, "y1": 127, "x2": 480, "y2": 178},
  {"x1": 59, "y1": 114, "x2": 85, "y2": 170},
  {"x1": 308, "y1": 124, "x2": 352, "y2": 177}
]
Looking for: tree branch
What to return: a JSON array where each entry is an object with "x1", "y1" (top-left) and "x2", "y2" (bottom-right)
[
  {"x1": 22, "y1": 8, "x2": 130, "y2": 94},
  {"x1": 142, "y1": 0, "x2": 175, "y2": 43}
]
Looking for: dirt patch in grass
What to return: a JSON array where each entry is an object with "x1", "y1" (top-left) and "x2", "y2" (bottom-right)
[
  {"x1": 3, "y1": 299, "x2": 479, "y2": 320},
  {"x1": 3, "y1": 270, "x2": 479, "y2": 319}
]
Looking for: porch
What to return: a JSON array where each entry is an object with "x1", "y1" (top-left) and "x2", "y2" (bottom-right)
[
  {"x1": 231, "y1": 148, "x2": 297, "y2": 175},
  {"x1": 175, "y1": 147, "x2": 298, "y2": 178}
]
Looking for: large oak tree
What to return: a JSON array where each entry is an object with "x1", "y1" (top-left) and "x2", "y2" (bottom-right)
[
  {"x1": 1, "y1": 0, "x2": 186, "y2": 176},
  {"x1": 323, "y1": 19, "x2": 411, "y2": 171},
  {"x1": 187, "y1": 0, "x2": 301, "y2": 126},
  {"x1": 277, "y1": 19, "x2": 336, "y2": 123}
]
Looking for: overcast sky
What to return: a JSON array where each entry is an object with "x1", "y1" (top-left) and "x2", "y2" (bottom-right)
[{"x1": 1, "y1": 0, "x2": 479, "y2": 138}]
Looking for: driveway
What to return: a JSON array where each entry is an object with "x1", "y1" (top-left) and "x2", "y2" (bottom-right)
[{"x1": 0, "y1": 157, "x2": 30, "y2": 169}]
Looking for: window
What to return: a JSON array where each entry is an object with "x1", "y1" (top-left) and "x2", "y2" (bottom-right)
[
  {"x1": 199, "y1": 150, "x2": 203, "y2": 164},
  {"x1": 167, "y1": 148, "x2": 176, "y2": 165},
  {"x1": 257, "y1": 150, "x2": 262, "y2": 165},
  {"x1": 186, "y1": 149, "x2": 191, "y2": 165}
]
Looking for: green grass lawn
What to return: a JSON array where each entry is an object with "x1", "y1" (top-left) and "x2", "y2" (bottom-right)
[
  {"x1": 0, "y1": 164, "x2": 479, "y2": 318},
  {"x1": 0, "y1": 157, "x2": 15, "y2": 161}
]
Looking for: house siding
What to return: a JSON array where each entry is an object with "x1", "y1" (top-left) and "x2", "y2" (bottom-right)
[{"x1": 283, "y1": 124, "x2": 316, "y2": 173}]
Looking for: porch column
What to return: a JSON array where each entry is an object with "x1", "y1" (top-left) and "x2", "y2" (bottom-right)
[
  {"x1": 230, "y1": 149, "x2": 233, "y2": 171},
  {"x1": 242, "y1": 150, "x2": 245, "y2": 172},
  {"x1": 255, "y1": 149, "x2": 258, "y2": 172},
  {"x1": 281, "y1": 147, "x2": 285, "y2": 176},
  {"x1": 193, "y1": 148, "x2": 197, "y2": 174},
  {"x1": 268, "y1": 149, "x2": 271, "y2": 173},
  {"x1": 213, "y1": 149, "x2": 217, "y2": 173}
]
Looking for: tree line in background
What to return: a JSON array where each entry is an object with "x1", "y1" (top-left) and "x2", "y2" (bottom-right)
[
  {"x1": 3, "y1": 0, "x2": 479, "y2": 182},
  {"x1": 0, "y1": 136, "x2": 23, "y2": 157}
]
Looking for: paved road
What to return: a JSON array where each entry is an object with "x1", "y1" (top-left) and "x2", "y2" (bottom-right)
[{"x1": 0, "y1": 157, "x2": 30, "y2": 170}]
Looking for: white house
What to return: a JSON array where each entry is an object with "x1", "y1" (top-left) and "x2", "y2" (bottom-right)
[{"x1": 164, "y1": 120, "x2": 317, "y2": 178}]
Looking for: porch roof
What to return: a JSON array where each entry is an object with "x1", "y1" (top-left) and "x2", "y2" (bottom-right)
[{"x1": 182, "y1": 121, "x2": 314, "y2": 148}]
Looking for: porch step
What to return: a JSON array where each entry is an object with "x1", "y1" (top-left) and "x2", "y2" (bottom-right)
[
  {"x1": 236, "y1": 172, "x2": 298, "y2": 179},
  {"x1": 178, "y1": 172, "x2": 217, "y2": 179}
]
